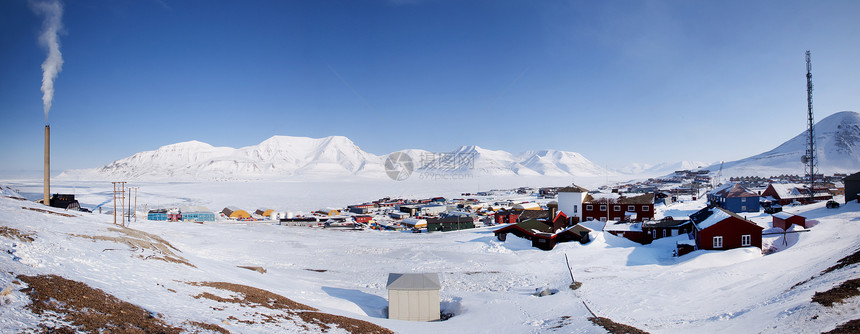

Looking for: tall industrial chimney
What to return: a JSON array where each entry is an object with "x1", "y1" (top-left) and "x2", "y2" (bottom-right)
[{"x1": 44, "y1": 125, "x2": 50, "y2": 206}]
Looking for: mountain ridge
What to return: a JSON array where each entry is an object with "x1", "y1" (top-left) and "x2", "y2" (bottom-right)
[
  {"x1": 59, "y1": 136, "x2": 612, "y2": 181},
  {"x1": 58, "y1": 111, "x2": 860, "y2": 181}
]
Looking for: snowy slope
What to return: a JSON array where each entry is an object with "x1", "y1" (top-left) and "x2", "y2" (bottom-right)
[
  {"x1": 59, "y1": 138, "x2": 611, "y2": 181},
  {"x1": 618, "y1": 160, "x2": 710, "y2": 177},
  {"x1": 712, "y1": 111, "x2": 860, "y2": 177},
  {"x1": 60, "y1": 136, "x2": 386, "y2": 181},
  {"x1": 1, "y1": 183, "x2": 858, "y2": 333}
]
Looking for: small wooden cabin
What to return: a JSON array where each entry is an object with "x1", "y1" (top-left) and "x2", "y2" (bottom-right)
[{"x1": 772, "y1": 212, "x2": 807, "y2": 230}]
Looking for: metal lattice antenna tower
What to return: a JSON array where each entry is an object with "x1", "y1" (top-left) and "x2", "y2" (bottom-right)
[{"x1": 803, "y1": 50, "x2": 817, "y2": 202}]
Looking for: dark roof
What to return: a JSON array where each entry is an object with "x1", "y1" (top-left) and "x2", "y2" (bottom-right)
[
  {"x1": 494, "y1": 209, "x2": 523, "y2": 216},
  {"x1": 712, "y1": 183, "x2": 758, "y2": 198},
  {"x1": 644, "y1": 219, "x2": 692, "y2": 228},
  {"x1": 552, "y1": 211, "x2": 568, "y2": 224},
  {"x1": 620, "y1": 193, "x2": 655, "y2": 204},
  {"x1": 563, "y1": 224, "x2": 592, "y2": 235},
  {"x1": 845, "y1": 171, "x2": 860, "y2": 181},
  {"x1": 583, "y1": 193, "x2": 655, "y2": 204},
  {"x1": 513, "y1": 219, "x2": 554, "y2": 233},
  {"x1": 427, "y1": 216, "x2": 474, "y2": 224},
  {"x1": 558, "y1": 185, "x2": 589, "y2": 193},
  {"x1": 688, "y1": 206, "x2": 715, "y2": 224},
  {"x1": 520, "y1": 210, "x2": 551, "y2": 220},
  {"x1": 725, "y1": 184, "x2": 758, "y2": 198}
]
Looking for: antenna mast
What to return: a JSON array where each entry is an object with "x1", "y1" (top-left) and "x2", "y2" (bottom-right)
[{"x1": 803, "y1": 51, "x2": 817, "y2": 202}]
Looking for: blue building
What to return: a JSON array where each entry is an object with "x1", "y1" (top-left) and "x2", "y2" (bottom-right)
[
  {"x1": 147, "y1": 210, "x2": 168, "y2": 221},
  {"x1": 147, "y1": 207, "x2": 215, "y2": 222},
  {"x1": 707, "y1": 183, "x2": 760, "y2": 213},
  {"x1": 180, "y1": 206, "x2": 216, "y2": 222},
  {"x1": 181, "y1": 211, "x2": 216, "y2": 222}
]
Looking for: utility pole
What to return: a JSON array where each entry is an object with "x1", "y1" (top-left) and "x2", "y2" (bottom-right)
[
  {"x1": 133, "y1": 187, "x2": 138, "y2": 222},
  {"x1": 802, "y1": 51, "x2": 817, "y2": 203},
  {"x1": 111, "y1": 181, "x2": 126, "y2": 226},
  {"x1": 126, "y1": 188, "x2": 131, "y2": 225}
]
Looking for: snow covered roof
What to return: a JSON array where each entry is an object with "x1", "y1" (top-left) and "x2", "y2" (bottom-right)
[
  {"x1": 690, "y1": 206, "x2": 762, "y2": 230},
  {"x1": 772, "y1": 212, "x2": 799, "y2": 220},
  {"x1": 709, "y1": 183, "x2": 758, "y2": 198},
  {"x1": 677, "y1": 239, "x2": 696, "y2": 246},
  {"x1": 512, "y1": 202, "x2": 541, "y2": 210},
  {"x1": 690, "y1": 207, "x2": 732, "y2": 230},
  {"x1": 707, "y1": 183, "x2": 734, "y2": 196},
  {"x1": 768, "y1": 183, "x2": 807, "y2": 199},
  {"x1": 386, "y1": 273, "x2": 441, "y2": 291},
  {"x1": 583, "y1": 193, "x2": 619, "y2": 203},
  {"x1": 603, "y1": 221, "x2": 642, "y2": 232},
  {"x1": 579, "y1": 220, "x2": 606, "y2": 231},
  {"x1": 181, "y1": 206, "x2": 211, "y2": 212}
]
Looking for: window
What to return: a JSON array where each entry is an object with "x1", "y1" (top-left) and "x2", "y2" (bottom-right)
[
  {"x1": 600, "y1": 205, "x2": 607, "y2": 211},
  {"x1": 613, "y1": 205, "x2": 621, "y2": 211},
  {"x1": 574, "y1": 205, "x2": 578, "y2": 213},
  {"x1": 642, "y1": 205, "x2": 649, "y2": 211},
  {"x1": 628, "y1": 205, "x2": 635, "y2": 212},
  {"x1": 587, "y1": 217, "x2": 594, "y2": 221},
  {"x1": 741, "y1": 234, "x2": 751, "y2": 246},
  {"x1": 741, "y1": 197, "x2": 747, "y2": 202},
  {"x1": 586, "y1": 205, "x2": 593, "y2": 211},
  {"x1": 663, "y1": 229, "x2": 667, "y2": 238},
  {"x1": 652, "y1": 230, "x2": 657, "y2": 238},
  {"x1": 741, "y1": 206, "x2": 746, "y2": 211},
  {"x1": 713, "y1": 236, "x2": 723, "y2": 248},
  {"x1": 600, "y1": 217, "x2": 607, "y2": 222}
]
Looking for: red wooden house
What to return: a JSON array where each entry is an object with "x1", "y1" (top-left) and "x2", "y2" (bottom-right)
[
  {"x1": 353, "y1": 215, "x2": 374, "y2": 224},
  {"x1": 493, "y1": 213, "x2": 591, "y2": 251},
  {"x1": 761, "y1": 183, "x2": 833, "y2": 206},
  {"x1": 603, "y1": 221, "x2": 650, "y2": 244},
  {"x1": 771, "y1": 212, "x2": 806, "y2": 230},
  {"x1": 690, "y1": 206, "x2": 763, "y2": 250},
  {"x1": 581, "y1": 193, "x2": 655, "y2": 222},
  {"x1": 493, "y1": 209, "x2": 552, "y2": 225}
]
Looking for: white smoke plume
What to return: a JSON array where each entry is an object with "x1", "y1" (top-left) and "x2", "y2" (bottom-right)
[{"x1": 31, "y1": 0, "x2": 64, "y2": 123}]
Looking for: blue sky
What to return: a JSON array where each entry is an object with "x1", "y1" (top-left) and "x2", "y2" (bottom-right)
[{"x1": 1, "y1": 0, "x2": 859, "y2": 175}]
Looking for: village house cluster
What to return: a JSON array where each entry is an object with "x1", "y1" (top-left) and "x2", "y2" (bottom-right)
[
  {"x1": 492, "y1": 171, "x2": 859, "y2": 254},
  {"x1": 142, "y1": 171, "x2": 860, "y2": 256}
]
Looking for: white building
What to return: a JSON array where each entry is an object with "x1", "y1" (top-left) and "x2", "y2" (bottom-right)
[
  {"x1": 557, "y1": 185, "x2": 589, "y2": 222},
  {"x1": 387, "y1": 273, "x2": 441, "y2": 322}
]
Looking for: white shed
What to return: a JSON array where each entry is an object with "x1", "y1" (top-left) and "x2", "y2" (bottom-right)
[{"x1": 386, "y1": 273, "x2": 441, "y2": 321}]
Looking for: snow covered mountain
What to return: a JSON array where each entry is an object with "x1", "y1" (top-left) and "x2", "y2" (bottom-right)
[
  {"x1": 711, "y1": 111, "x2": 860, "y2": 177},
  {"x1": 59, "y1": 136, "x2": 610, "y2": 181},
  {"x1": 618, "y1": 160, "x2": 711, "y2": 177},
  {"x1": 60, "y1": 136, "x2": 387, "y2": 181},
  {"x1": 414, "y1": 146, "x2": 610, "y2": 177}
]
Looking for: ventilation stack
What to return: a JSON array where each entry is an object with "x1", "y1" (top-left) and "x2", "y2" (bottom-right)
[{"x1": 44, "y1": 124, "x2": 50, "y2": 206}]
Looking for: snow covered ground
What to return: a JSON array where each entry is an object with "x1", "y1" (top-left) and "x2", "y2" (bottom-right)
[
  {"x1": 0, "y1": 179, "x2": 858, "y2": 333},
  {"x1": 2, "y1": 176, "x2": 608, "y2": 213}
]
